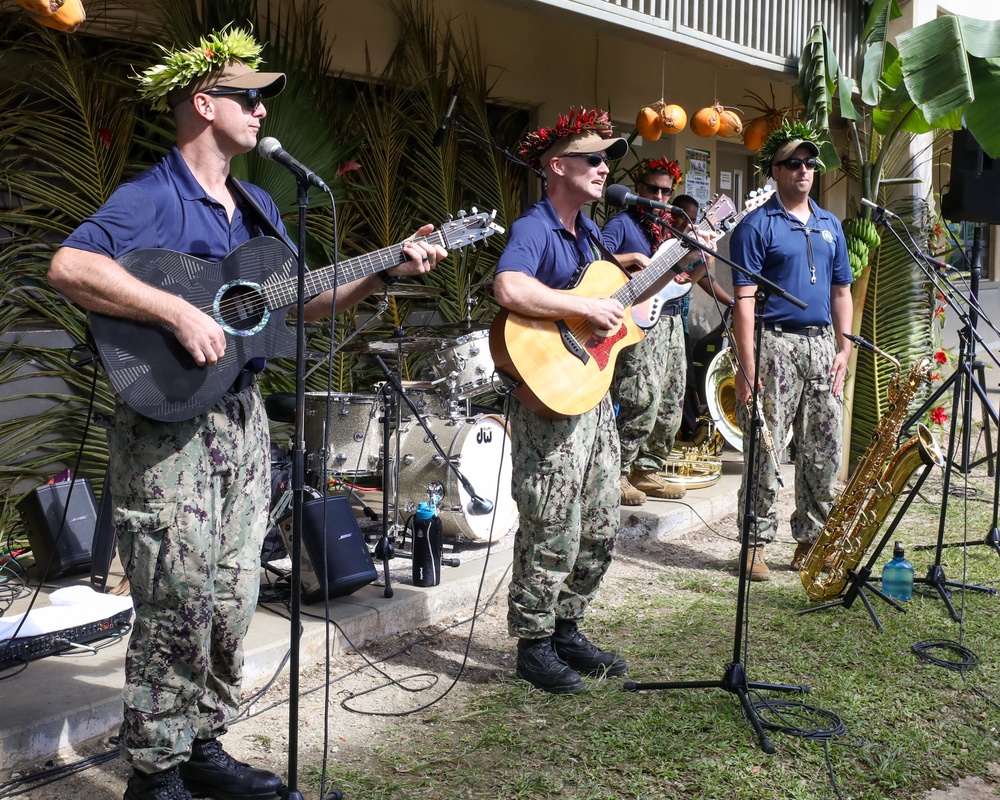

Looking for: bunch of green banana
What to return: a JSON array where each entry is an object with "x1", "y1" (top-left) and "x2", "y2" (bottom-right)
[{"x1": 842, "y1": 217, "x2": 882, "y2": 279}]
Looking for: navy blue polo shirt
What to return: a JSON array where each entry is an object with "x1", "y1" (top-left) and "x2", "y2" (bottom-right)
[
  {"x1": 495, "y1": 195, "x2": 603, "y2": 290},
  {"x1": 601, "y1": 208, "x2": 656, "y2": 258},
  {"x1": 62, "y1": 145, "x2": 288, "y2": 261},
  {"x1": 729, "y1": 194, "x2": 852, "y2": 328}
]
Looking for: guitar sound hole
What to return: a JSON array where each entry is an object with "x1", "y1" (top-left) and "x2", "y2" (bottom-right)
[{"x1": 217, "y1": 282, "x2": 268, "y2": 335}]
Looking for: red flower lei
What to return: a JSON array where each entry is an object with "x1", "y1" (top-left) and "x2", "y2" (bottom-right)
[
  {"x1": 520, "y1": 107, "x2": 615, "y2": 170},
  {"x1": 630, "y1": 157, "x2": 683, "y2": 185}
]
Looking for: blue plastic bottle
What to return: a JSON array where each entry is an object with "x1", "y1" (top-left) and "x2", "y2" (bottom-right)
[{"x1": 881, "y1": 542, "x2": 914, "y2": 601}]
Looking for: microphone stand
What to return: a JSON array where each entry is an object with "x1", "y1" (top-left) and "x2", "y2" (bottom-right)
[
  {"x1": 284, "y1": 180, "x2": 341, "y2": 800},
  {"x1": 438, "y1": 116, "x2": 546, "y2": 182},
  {"x1": 622, "y1": 215, "x2": 810, "y2": 754},
  {"x1": 868, "y1": 211, "x2": 997, "y2": 622}
]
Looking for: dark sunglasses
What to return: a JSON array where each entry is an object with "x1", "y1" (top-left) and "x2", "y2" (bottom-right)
[
  {"x1": 641, "y1": 181, "x2": 674, "y2": 196},
  {"x1": 202, "y1": 88, "x2": 264, "y2": 113},
  {"x1": 776, "y1": 156, "x2": 819, "y2": 171},
  {"x1": 563, "y1": 153, "x2": 611, "y2": 167}
]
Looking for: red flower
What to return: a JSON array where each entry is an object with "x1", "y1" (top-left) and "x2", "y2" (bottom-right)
[
  {"x1": 934, "y1": 305, "x2": 945, "y2": 320},
  {"x1": 519, "y1": 107, "x2": 615, "y2": 170},
  {"x1": 98, "y1": 127, "x2": 112, "y2": 150},
  {"x1": 337, "y1": 160, "x2": 361, "y2": 177},
  {"x1": 934, "y1": 350, "x2": 948, "y2": 364},
  {"x1": 631, "y1": 157, "x2": 683, "y2": 185},
  {"x1": 929, "y1": 372, "x2": 941, "y2": 382},
  {"x1": 931, "y1": 406, "x2": 948, "y2": 425}
]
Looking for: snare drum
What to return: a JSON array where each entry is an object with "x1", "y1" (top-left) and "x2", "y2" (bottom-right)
[
  {"x1": 393, "y1": 414, "x2": 518, "y2": 542},
  {"x1": 304, "y1": 392, "x2": 381, "y2": 476},
  {"x1": 428, "y1": 330, "x2": 495, "y2": 400}
]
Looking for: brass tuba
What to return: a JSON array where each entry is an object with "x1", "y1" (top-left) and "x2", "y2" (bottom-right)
[{"x1": 800, "y1": 355, "x2": 944, "y2": 600}]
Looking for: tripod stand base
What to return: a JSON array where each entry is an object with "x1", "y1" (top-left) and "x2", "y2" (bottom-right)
[
  {"x1": 914, "y1": 564, "x2": 996, "y2": 623},
  {"x1": 623, "y1": 661, "x2": 808, "y2": 754},
  {"x1": 795, "y1": 567, "x2": 908, "y2": 631},
  {"x1": 280, "y1": 788, "x2": 342, "y2": 800}
]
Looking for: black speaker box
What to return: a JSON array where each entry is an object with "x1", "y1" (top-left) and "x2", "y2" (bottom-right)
[
  {"x1": 277, "y1": 494, "x2": 377, "y2": 603},
  {"x1": 941, "y1": 128, "x2": 1000, "y2": 225},
  {"x1": 17, "y1": 479, "x2": 96, "y2": 580}
]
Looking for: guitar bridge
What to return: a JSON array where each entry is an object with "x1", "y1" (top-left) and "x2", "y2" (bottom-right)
[{"x1": 556, "y1": 320, "x2": 589, "y2": 365}]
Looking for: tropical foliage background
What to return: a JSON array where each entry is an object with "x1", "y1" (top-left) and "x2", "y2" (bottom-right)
[
  {"x1": 796, "y1": 1, "x2": 1000, "y2": 463},
  {"x1": 0, "y1": 0, "x2": 528, "y2": 543}
]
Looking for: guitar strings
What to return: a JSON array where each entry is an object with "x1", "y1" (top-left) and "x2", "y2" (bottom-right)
[{"x1": 207, "y1": 229, "x2": 450, "y2": 322}]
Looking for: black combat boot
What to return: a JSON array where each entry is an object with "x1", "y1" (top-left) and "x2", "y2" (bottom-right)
[
  {"x1": 178, "y1": 738, "x2": 282, "y2": 800},
  {"x1": 124, "y1": 766, "x2": 193, "y2": 800},
  {"x1": 552, "y1": 619, "x2": 627, "y2": 677},
  {"x1": 516, "y1": 636, "x2": 585, "y2": 694}
]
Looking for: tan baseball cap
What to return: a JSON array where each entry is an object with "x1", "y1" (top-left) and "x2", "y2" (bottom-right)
[
  {"x1": 773, "y1": 138, "x2": 820, "y2": 164},
  {"x1": 168, "y1": 60, "x2": 286, "y2": 108},
  {"x1": 541, "y1": 131, "x2": 628, "y2": 166}
]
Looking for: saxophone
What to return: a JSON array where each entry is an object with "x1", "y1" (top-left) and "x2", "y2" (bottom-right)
[{"x1": 799, "y1": 350, "x2": 945, "y2": 600}]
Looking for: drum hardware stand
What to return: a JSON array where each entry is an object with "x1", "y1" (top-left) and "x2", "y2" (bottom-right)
[
  {"x1": 375, "y1": 356, "x2": 496, "y2": 516},
  {"x1": 873, "y1": 213, "x2": 999, "y2": 622},
  {"x1": 796, "y1": 463, "x2": 936, "y2": 630},
  {"x1": 303, "y1": 298, "x2": 388, "y2": 381},
  {"x1": 623, "y1": 220, "x2": 809, "y2": 754}
]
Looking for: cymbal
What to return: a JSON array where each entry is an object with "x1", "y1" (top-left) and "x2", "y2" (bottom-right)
[
  {"x1": 416, "y1": 320, "x2": 490, "y2": 334},
  {"x1": 346, "y1": 336, "x2": 449, "y2": 354},
  {"x1": 382, "y1": 284, "x2": 437, "y2": 298}
]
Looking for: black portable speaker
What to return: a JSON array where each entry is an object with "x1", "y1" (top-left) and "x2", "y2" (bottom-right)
[
  {"x1": 277, "y1": 494, "x2": 377, "y2": 603},
  {"x1": 16, "y1": 479, "x2": 96, "y2": 580},
  {"x1": 941, "y1": 128, "x2": 1000, "y2": 225}
]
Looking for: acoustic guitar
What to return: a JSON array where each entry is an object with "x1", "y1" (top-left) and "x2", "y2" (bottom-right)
[{"x1": 490, "y1": 190, "x2": 772, "y2": 419}]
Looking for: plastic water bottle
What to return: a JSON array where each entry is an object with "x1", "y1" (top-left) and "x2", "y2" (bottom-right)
[
  {"x1": 881, "y1": 542, "x2": 914, "y2": 601},
  {"x1": 412, "y1": 502, "x2": 442, "y2": 587}
]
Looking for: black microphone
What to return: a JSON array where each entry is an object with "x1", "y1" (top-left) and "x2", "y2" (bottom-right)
[
  {"x1": 258, "y1": 137, "x2": 330, "y2": 192},
  {"x1": 605, "y1": 183, "x2": 681, "y2": 214},
  {"x1": 432, "y1": 92, "x2": 459, "y2": 147},
  {"x1": 467, "y1": 495, "x2": 494, "y2": 516},
  {"x1": 859, "y1": 197, "x2": 899, "y2": 221}
]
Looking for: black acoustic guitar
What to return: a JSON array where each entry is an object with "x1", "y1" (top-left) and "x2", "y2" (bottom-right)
[{"x1": 90, "y1": 211, "x2": 502, "y2": 422}]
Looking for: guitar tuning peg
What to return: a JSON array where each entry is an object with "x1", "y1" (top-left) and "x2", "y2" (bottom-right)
[
  {"x1": 470, "y1": 206, "x2": 479, "y2": 214},
  {"x1": 457, "y1": 210, "x2": 467, "y2": 218}
]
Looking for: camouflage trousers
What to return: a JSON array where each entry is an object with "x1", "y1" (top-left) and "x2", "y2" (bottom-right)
[
  {"x1": 737, "y1": 329, "x2": 842, "y2": 544},
  {"x1": 109, "y1": 387, "x2": 269, "y2": 773},
  {"x1": 507, "y1": 394, "x2": 620, "y2": 639},
  {"x1": 612, "y1": 313, "x2": 686, "y2": 474}
]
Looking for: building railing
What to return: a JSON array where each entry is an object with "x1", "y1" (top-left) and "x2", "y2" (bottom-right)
[{"x1": 535, "y1": 0, "x2": 863, "y2": 76}]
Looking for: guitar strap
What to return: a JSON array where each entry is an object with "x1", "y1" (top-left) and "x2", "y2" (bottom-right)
[
  {"x1": 227, "y1": 176, "x2": 293, "y2": 246},
  {"x1": 563, "y1": 230, "x2": 626, "y2": 290}
]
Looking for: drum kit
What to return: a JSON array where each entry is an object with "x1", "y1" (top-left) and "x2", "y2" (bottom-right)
[{"x1": 282, "y1": 320, "x2": 518, "y2": 547}]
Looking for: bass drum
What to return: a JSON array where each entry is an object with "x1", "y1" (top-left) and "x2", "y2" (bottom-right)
[{"x1": 394, "y1": 414, "x2": 518, "y2": 542}]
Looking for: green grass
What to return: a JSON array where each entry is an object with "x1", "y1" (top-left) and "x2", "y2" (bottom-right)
[{"x1": 305, "y1": 454, "x2": 1000, "y2": 799}]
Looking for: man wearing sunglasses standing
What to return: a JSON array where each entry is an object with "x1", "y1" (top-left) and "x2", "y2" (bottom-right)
[
  {"x1": 493, "y1": 109, "x2": 632, "y2": 694},
  {"x1": 728, "y1": 122, "x2": 853, "y2": 581},
  {"x1": 48, "y1": 29, "x2": 444, "y2": 800},
  {"x1": 603, "y1": 158, "x2": 696, "y2": 506}
]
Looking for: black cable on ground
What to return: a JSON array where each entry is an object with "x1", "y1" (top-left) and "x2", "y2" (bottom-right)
[
  {"x1": 912, "y1": 639, "x2": 980, "y2": 672},
  {"x1": 749, "y1": 695, "x2": 854, "y2": 800}
]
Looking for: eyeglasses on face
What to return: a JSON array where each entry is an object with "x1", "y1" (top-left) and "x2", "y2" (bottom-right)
[
  {"x1": 641, "y1": 181, "x2": 674, "y2": 196},
  {"x1": 562, "y1": 153, "x2": 611, "y2": 167},
  {"x1": 776, "y1": 157, "x2": 819, "y2": 171},
  {"x1": 202, "y1": 88, "x2": 264, "y2": 113}
]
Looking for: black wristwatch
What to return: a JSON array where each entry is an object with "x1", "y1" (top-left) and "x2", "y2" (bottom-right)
[{"x1": 377, "y1": 269, "x2": 402, "y2": 285}]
